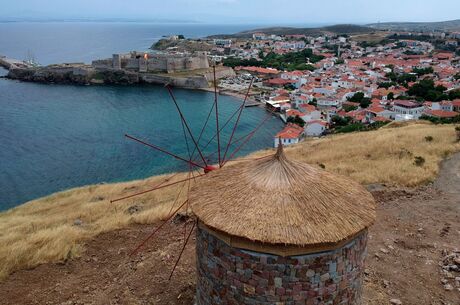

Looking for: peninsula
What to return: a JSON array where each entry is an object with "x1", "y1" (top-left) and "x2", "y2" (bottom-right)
[{"x1": 1, "y1": 51, "x2": 235, "y2": 89}]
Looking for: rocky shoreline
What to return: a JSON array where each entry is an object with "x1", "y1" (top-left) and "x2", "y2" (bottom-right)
[{"x1": 6, "y1": 64, "x2": 235, "y2": 89}]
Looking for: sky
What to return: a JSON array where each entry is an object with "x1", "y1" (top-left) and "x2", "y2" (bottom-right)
[{"x1": 1, "y1": 0, "x2": 460, "y2": 25}]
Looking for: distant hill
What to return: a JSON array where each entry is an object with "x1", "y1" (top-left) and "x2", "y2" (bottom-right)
[
  {"x1": 208, "y1": 24, "x2": 374, "y2": 39},
  {"x1": 367, "y1": 19, "x2": 460, "y2": 32}
]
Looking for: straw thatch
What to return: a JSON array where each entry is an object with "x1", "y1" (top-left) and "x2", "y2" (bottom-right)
[{"x1": 190, "y1": 145, "x2": 376, "y2": 247}]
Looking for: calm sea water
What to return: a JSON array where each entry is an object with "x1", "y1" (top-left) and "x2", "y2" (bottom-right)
[
  {"x1": 0, "y1": 23, "x2": 283, "y2": 210},
  {"x1": 0, "y1": 22, "x2": 265, "y2": 65}
]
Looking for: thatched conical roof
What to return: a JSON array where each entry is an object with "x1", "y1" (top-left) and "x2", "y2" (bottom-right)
[{"x1": 190, "y1": 146, "x2": 376, "y2": 248}]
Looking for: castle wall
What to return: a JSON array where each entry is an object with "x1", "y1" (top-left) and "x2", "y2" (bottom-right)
[
  {"x1": 92, "y1": 53, "x2": 210, "y2": 73},
  {"x1": 91, "y1": 59, "x2": 112, "y2": 69},
  {"x1": 196, "y1": 227, "x2": 368, "y2": 305},
  {"x1": 139, "y1": 58, "x2": 147, "y2": 72},
  {"x1": 112, "y1": 54, "x2": 121, "y2": 70}
]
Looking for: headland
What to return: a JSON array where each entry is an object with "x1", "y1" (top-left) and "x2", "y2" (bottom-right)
[{"x1": 1, "y1": 51, "x2": 235, "y2": 89}]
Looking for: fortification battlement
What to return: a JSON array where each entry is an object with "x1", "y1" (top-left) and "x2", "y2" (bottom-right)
[{"x1": 91, "y1": 51, "x2": 209, "y2": 73}]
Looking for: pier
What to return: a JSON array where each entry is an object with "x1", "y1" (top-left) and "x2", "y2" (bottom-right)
[{"x1": 0, "y1": 55, "x2": 34, "y2": 70}]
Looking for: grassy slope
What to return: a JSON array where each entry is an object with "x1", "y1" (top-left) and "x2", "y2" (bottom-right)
[
  {"x1": 367, "y1": 19, "x2": 460, "y2": 31},
  {"x1": 208, "y1": 24, "x2": 374, "y2": 39},
  {"x1": 1, "y1": 122, "x2": 459, "y2": 280}
]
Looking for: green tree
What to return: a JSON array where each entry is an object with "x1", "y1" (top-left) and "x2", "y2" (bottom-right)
[
  {"x1": 408, "y1": 79, "x2": 448, "y2": 101},
  {"x1": 309, "y1": 98, "x2": 317, "y2": 107},
  {"x1": 359, "y1": 98, "x2": 372, "y2": 109},
  {"x1": 412, "y1": 67, "x2": 434, "y2": 76},
  {"x1": 287, "y1": 115, "x2": 305, "y2": 127},
  {"x1": 347, "y1": 92, "x2": 365, "y2": 103},
  {"x1": 378, "y1": 82, "x2": 396, "y2": 89},
  {"x1": 343, "y1": 104, "x2": 358, "y2": 112},
  {"x1": 331, "y1": 115, "x2": 352, "y2": 127}
]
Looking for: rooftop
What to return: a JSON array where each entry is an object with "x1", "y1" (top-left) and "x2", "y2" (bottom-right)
[{"x1": 190, "y1": 146, "x2": 376, "y2": 251}]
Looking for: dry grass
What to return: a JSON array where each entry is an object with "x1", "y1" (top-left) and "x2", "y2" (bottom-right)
[
  {"x1": 0, "y1": 122, "x2": 459, "y2": 280},
  {"x1": 350, "y1": 31, "x2": 389, "y2": 43},
  {"x1": 251, "y1": 121, "x2": 460, "y2": 187}
]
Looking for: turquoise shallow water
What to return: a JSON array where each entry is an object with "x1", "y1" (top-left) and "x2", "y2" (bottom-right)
[
  {"x1": 0, "y1": 74, "x2": 282, "y2": 211},
  {"x1": 0, "y1": 22, "x2": 284, "y2": 210}
]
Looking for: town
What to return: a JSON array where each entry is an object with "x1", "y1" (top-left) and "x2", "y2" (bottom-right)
[
  {"x1": 3, "y1": 27, "x2": 460, "y2": 148},
  {"x1": 160, "y1": 29, "x2": 460, "y2": 147}
]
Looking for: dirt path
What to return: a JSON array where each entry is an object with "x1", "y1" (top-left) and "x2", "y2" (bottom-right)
[
  {"x1": 435, "y1": 153, "x2": 460, "y2": 194},
  {"x1": 1, "y1": 155, "x2": 460, "y2": 305}
]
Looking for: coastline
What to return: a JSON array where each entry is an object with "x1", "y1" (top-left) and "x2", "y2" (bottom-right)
[
  {"x1": 2, "y1": 53, "x2": 236, "y2": 90},
  {"x1": 1, "y1": 122, "x2": 459, "y2": 281},
  {"x1": 197, "y1": 86, "x2": 266, "y2": 109},
  {"x1": 0, "y1": 72, "x2": 282, "y2": 211}
]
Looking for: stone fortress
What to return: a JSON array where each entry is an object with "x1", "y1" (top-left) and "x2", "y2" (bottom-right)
[
  {"x1": 91, "y1": 51, "x2": 210, "y2": 74},
  {"x1": 5, "y1": 49, "x2": 234, "y2": 89}
]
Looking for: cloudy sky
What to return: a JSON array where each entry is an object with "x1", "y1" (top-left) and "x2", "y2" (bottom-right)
[{"x1": 2, "y1": 0, "x2": 460, "y2": 24}]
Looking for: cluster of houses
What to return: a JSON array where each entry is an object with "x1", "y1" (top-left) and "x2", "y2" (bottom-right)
[{"x1": 214, "y1": 32, "x2": 460, "y2": 147}]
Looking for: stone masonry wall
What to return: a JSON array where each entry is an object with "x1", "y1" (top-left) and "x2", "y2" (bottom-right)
[{"x1": 196, "y1": 227, "x2": 368, "y2": 305}]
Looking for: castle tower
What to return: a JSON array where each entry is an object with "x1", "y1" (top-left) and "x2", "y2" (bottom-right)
[
  {"x1": 139, "y1": 57, "x2": 148, "y2": 73},
  {"x1": 190, "y1": 145, "x2": 376, "y2": 305},
  {"x1": 112, "y1": 54, "x2": 121, "y2": 70}
]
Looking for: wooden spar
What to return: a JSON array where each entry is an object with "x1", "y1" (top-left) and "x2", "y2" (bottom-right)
[
  {"x1": 213, "y1": 66, "x2": 221, "y2": 167},
  {"x1": 220, "y1": 77, "x2": 254, "y2": 166},
  {"x1": 110, "y1": 174, "x2": 205, "y2": 203},
  {"x1": 222, "y1": 110, "x2": 275, "y2": 167},
  {"x1": 125, "y1": 134, "x2": 205, "y2": 170},
  {"x1": 130, "y1": 199, "x2": 190, "y2": 256},
  {"x1": 166, "y1": 85, "x2": 208, "y2": 167}
]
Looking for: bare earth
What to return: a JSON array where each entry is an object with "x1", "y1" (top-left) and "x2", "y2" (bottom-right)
[{"x1": 1, "y1": 155, "x2": 460, "y2": 305}]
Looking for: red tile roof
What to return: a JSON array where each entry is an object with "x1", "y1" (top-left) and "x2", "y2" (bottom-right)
[
  {"x1": 451, "y1": 99, "x2": 460, "y2": 107},
  {"x1": 275, "y1": 124, "x2": 304, "y2": 139},
  {"x1": 393, "y1": 100, "x2": 420, "y2": 108},
  {"x1": 299, "y1": 104, "x2": 316, "y2": 112},
  {"x1": 373, "y1": 116, "x2": 391, "y2": 122},
  {"x1": 286, "y1": 109, "x2": 304, "y2": 118},
  {"x1": 307, "y1": 120, "x2": 327, "y2": 126},
  {"x1": 424, "y1": 109, "x2": 459, "y2": 118},
  {"x1": 266, "y1": 78, "x2": 296, "y2": 86},
  {"x1": 236, "y1": 66, "x2": 280, "y2": 74}
]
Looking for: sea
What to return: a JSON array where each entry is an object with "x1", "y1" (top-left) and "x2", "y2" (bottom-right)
[{"x1": 0, "y1": 22, "x2": 284, "y2": 211}]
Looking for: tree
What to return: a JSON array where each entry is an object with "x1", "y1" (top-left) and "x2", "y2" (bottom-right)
[
  {"x1": 407, "y1": 79, "x2": 448, "y2": 101},
  {"x1": 387, "y1": 92, "x2": 395, "y2": 100},
  {"x1": 378, "y1": 82, "x2": 396, "y2": 89},
  {"x1": 448, "y1": 90, "x2": 460, "y2": 100},
  {"x1": 343, "y1": 104, "x2": 358, "y2": 112},
  {"x1": 412, "y1": 67, "x2": 434, "y2": 76},
  {"x1": 287, "y1": 115, "x2": 305, "y2": 127},
  {"x1": 360, "y1": 98, "x2": 372, "y2": 109},
  {"x1": 309, "y1": 98, "x2": 317, "y2": 107},
  {"x1": 347, "y1": 92, "x2": 365, "y2": 103},
  {"x1": 331, "y1": 115, "x2": 351, "y2": 127}
]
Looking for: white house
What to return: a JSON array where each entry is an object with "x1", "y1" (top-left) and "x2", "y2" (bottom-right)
[
  {"x1": 274, "y1": 124, "x2": 304, "y2": 147},
  {"x1": 317, "y1": 99, "x2": 341, "y2": 110},
  {"x1": 392, "y1": 100, "x2": 425, "y2": 119},
  {"x1": 305, "y1": 120, "x2": 327, "y2": 137}
]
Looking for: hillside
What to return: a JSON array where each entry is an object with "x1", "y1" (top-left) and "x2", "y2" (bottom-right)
[
  {"x1": 0, "y1": 124, "x2": 460, "y2": 305},
  {"x1": 151, "y1": 38, "x2": 214, "y2": 52},
  {"x1": 368, "y1": 19, "x2": 460, "y2": 32},
  {"x1": 0, "y1": 122, "x2": 459, "y2": 282},
  {"x1": 208, "y1": 24, "x2": 375, "y2": 38}
]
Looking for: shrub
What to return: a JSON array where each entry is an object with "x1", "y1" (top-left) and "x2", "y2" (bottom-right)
[
  {"x1": 414, "y1": 156, "x2": 426, "y2": 167},
  {"x1": 425, "y1": 136, "x2": 433, "y2": 142},
  {"x1": 456, "y1": 126, "x2": 460, "y2": 142}
]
